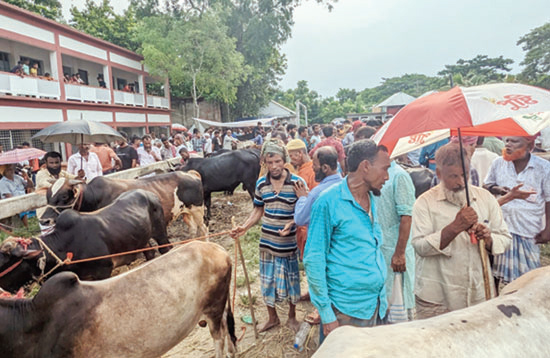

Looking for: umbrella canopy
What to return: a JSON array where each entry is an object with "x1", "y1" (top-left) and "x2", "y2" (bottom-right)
[
  {"x1": 171, "y1": 123, "x2": 187, "y2": 132},
  {"x1": 32, "y1": 120, "x2": 123, "y2": 144},
  {"x1": 374, "y1": 83, "x2": 550, "y2": 157},
  {"x1": 0, "y1": 148, "x2": 46, "y2": 165}
]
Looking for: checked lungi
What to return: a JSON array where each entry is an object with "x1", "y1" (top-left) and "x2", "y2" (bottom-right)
[
  {"x1": 259, "y1": 251, "x2": 300, "y2": 307},
  {"x1": 493, "y1": 233, "x2": 540, "y2": 284}
]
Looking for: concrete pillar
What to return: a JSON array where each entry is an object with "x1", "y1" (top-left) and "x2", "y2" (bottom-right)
[{"x1": 102, "y1": 65, "x2": 110, "y2": 88}]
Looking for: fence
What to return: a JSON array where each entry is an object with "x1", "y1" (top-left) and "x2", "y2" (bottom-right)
[{"x1": 0, "y1": 157, "x2": 181, "y2": 220}]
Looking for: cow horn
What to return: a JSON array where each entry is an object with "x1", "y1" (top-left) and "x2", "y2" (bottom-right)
[{"x1": 68, "y1": 179, "x2": 83, "y2": 186}]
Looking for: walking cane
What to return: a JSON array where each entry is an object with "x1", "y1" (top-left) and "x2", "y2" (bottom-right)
[
  {"x1": 231, "y1": 217, "x2": 259, "y2": 340},
  {"x1": 457, "y1": 128, "x2": 492, "y2": 300}
]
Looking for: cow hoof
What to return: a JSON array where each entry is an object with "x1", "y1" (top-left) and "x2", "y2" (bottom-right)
[{"x1": 198, "y1": 320, "x2": 207, "y2": 327}]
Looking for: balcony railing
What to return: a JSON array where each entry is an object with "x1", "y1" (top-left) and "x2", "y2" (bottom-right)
[
  {"x1": 114, "y1": 90, "x2": 145, "y2": 107},
  {"x1": 146, "y1": 95, "x2": 169, "y2": 109},
  {"x1": 0, "y1": 72, "x2": 60, "y2": 99},
  {"x1": 65, "y1": 83, "x2": 110, "y2": 103}
]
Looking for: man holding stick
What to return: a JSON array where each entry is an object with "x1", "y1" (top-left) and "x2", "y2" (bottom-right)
[
  {"x1": 232, "y1": 141, "x2": 306, "y2": 332},
  {"x1": 412, "y1": 143, "x2": 511, "y2": 319}
]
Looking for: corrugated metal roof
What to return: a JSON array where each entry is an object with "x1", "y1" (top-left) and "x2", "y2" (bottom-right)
[{"x1": 377, "y1": 92, "x2": 416, "y2": 107}]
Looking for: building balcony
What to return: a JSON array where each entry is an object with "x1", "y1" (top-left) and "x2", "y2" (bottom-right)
[
  {"x1": 146, "y1": 95, "x2": 169, "y2": 109},
  {"x1": 114, "y1": 90, "x2": 145, "y2": 107},
  {"x1": 65, "y1": 83, "x2": 110, "y2": 103},
  {"x1": 0, "y1": 71, "x2": 60, "y2": 99}
]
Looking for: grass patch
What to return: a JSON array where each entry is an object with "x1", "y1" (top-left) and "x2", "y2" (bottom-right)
[
  {"x1": 239, "y1": 293, "x2": 257, "y2": 306},
  {"x1": 0, "y1": 217, "x2": 41, "y2": 243},
  {"x1": 540, "y1": 243, "x2": 550, "y2": 259}
]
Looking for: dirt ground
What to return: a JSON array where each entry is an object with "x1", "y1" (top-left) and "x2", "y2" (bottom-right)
[{"x1": 161, "y1": 190, "x2": 320, "y2": 358}]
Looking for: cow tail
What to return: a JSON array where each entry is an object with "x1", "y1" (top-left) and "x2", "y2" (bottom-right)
[{"x1": 226, "y1": 294, "x2": 237, "y2": 345}]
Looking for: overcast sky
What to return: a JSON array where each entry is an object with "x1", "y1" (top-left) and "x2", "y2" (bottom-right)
[{"x1": 62, "y1": 0, "x2": 549, "y2": 97}]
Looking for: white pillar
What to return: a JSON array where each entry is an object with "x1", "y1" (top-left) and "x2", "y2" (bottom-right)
[
  {"x1": 49, "y1": 51, "x2": 59, "y2": 79},
  {"x1": 102, "y1": 65, "x2": 110, "y2": 88}
]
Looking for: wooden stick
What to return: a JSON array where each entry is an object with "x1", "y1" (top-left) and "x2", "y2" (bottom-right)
[
  {"x1": 232, "y1": 217, "x2": 259, "y2": 340},
  {"x1": 479, "y1": 238, "x2": 492, "y2": 300}
]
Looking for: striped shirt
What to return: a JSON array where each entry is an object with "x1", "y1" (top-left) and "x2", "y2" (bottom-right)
[{"x1": 254, "y1": 169, "x2": 307, "y2": 257}]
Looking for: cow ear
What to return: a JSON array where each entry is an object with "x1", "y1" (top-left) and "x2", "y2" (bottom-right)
[
  {"x1": 68, "y1": 179, "x2": 82, "y2": 186},
  {"x1": 11, "y1": 247, "x2": 43, "y2": 260}
]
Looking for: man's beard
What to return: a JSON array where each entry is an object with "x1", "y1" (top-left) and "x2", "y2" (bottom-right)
[
  {"x1": 443, "y1": 185, "x2": 467, "y2": 207},
  {"x1": 314, "y1": 169, "x2": 326, "y2": 182},
  {"x1": 371, "y1": 188, "x2": 381, "y2": 197},
  {"x1": 270, "y1": 172, "x2": 282, "y2": 180},
  {"x1": 47, "y1": 166, "x2": 61, "y2": 176},
  {"x1": 502, "y1": 147, "x2": 527, "y2": 162}
]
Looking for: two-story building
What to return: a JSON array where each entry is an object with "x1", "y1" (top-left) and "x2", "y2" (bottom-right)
[{"x1": 0, "y1": 2, "x2": 171, "y2": 157}]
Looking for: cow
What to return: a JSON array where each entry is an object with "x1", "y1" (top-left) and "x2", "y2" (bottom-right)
[
  {"x1": 0, "y1": 189, "x2": 170, "y2": 293},
  {"x1": 398, "y1": 162, "x2": 434, "y2": 198},
  {"x1": 314, "y1": 266, "x2": 550, "y2": 358},
  {"x1": 41, "y1": 171, "x2": 207, "y2": 236},
  {"x1": 0, "y1": 241, "x2": 237, "y2": 358},
  {"x1": 180, "y1": 148, "x2": 261, "y2": 221}
]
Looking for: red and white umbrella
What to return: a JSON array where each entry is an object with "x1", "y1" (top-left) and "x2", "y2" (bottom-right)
[
  {"x1": 0, "y1": 148, "x2": 46, "y2": 165},
  {"x1": 171, "y1": 123, "x2": 187, "y2": 132},
  {"x1": 373, "y1": 83, "x2": 550, "y2": 157}
]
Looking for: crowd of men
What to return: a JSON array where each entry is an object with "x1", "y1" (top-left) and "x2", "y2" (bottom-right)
[
  {"x1": 229, "y1": 118, "x2": 550, "y2": 346},
  {"x1": 1, "y1": 118, "x2": 549, "y2": 346}
]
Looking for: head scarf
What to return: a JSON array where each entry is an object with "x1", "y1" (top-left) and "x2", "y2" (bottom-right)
[{"x1": 261, "y1": 138, "x2": 289, "y2": 163}]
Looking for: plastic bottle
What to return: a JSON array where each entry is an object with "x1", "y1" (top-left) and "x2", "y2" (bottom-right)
[{"x1": 293, "y1": 322, "x2": 312, "y2": 352}]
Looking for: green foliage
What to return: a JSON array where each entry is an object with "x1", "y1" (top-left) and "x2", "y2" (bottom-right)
[
  {"x1": 69, "y1": 0, "x2": 140, "y2": 51},
  {"x1": 136, "y1": 12, "x2": 245, "y2": 116},
  {"x1": 4, "y1": 0, "x2": 62, "y2": 20},
  {"x1": 0, "y1": 217, "x2": 41, "y2": 243},
  {"x1": 438, "y1": 55, "x2": 514, "y2": 84},
  {"x1": 517, "y1": 22, "x2": 550, "y2": 89}
]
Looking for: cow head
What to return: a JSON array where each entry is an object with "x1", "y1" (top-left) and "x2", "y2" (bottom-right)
[
  {"x1": 0, "y1": 238, "x2": 42, "y2": 293},
  {"x1": 41, "y1": 179, "x2": 82, "y2": 226}
]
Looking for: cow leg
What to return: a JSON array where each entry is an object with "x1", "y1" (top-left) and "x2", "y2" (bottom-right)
[
  {"x1": 143, "y1": 243, "x2": 156, "y2": 260},
  {"x1": 204, "y1": 192, "x2": 212, "y2": 224}
]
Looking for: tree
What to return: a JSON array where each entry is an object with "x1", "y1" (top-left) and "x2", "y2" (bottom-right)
[
  {"x1": 137, "y1": 13, "x2": 245, "y2": 118},
  {"x1": 517, "y1": 22, "x2": 550, "y2": 89},
  {"x1": 70, "y1": 0, "x2": 139, "y2": 51},
  {"x1": 438, "y1": 55, "x2": 514, "y2": 84},
  {"x1": 5, "y1": 0, "x2": 62, "y2": 20}
]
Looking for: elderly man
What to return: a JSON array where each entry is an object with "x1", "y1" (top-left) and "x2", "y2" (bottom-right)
[
  {"x1": 378, "y1": 159, "x2": 416, "y2": 322},
  {"x1": 67, "y1": 144, "x2": 102, "y2": 181},
  {"x1": 0, "y1": 164, "x2": 34, "y2": 226},
  {"x1": 412, "y1": 143, "x2": 511, "y2": 319},
  {"x1": 232, "y1": 141, "x2": 306, "y2": 333},
  {"x1": 305, "y1": 139, "x2": 391, "y2": 343},
  {"x1": 484, "y1": 136, "x2": 550, "y2": 285},
  {"x1": 287, "y1": 138, "x2": 317, "y2": 262}
]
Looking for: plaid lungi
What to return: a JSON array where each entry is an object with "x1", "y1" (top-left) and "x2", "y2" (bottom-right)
[
  {"x1": 259, "y1": 251, "x2": 300, "y2": 307},
  {"x1": 493, "y1": 233, "x2": 540, "y2": 284}
]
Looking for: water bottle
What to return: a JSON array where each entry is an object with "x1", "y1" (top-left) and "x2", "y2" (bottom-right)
[{"x1": 293, "y1": 322, "x2": 312, "y2": 351}]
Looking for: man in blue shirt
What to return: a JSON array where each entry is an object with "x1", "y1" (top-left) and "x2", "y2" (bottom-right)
[
  {"x1": 304, "y1": 139, "x2": 391, "y2": 343},
  {"x1": 294, "y1": 146, "x2": 342, "y2": 227}
]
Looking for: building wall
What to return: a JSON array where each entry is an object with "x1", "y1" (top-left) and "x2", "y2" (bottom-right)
[{"x1": 172, "y1": 97, "x2": 221, "y2": 128}]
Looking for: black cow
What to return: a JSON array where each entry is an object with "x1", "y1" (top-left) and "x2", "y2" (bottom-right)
[
  {"x1": 398, "y1": 163, "x2": 434, "y2": 198},
  {"x1": 0, "y1": 241, "x2": 236, "y2": 358},
  {"x1": 0, "y1": 189, "x2": 169, "y2": 292},
  {"x1": 42, "y1": 171, "x2": 206, "y2": 236},
  {"x1": 180, "y1": 148, "x2": 261, "y2": 221}
]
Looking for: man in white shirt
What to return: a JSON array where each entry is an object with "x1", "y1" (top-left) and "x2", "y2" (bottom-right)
[
  {"x1": 223, "y1": 129, "x2": 239, "y2": 150},
  {"x1": 484, "y1": 136, "x2": 550, "y2": 285},
  {"x1": 67, "y1": 144, "x2": 103, "y2": 181},
  {"x1": 203, "y1": 133, "x2": 213, "y2": 156},
  {"x1": 471, "y1": 137, "x2": 499, "y2": 183},
  {"x1": 138, "y1": 134, "x2": 162, "y2": 166}
]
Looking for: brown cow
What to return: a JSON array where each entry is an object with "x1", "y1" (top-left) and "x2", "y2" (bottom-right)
[
  {"x1": 41, "y1": 171, "x2": 207, "y2": 236},
  {"x1": 0, "y1": 241, "x2": 236, "y2": 358}
]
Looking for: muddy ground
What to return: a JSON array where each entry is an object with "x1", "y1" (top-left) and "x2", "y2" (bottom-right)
[{"x1": 161, "y1": 190, "x2": 320, "y2": 358}]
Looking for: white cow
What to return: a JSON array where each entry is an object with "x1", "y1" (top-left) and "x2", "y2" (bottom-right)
[
  {"x1": 314, "y1": 266, "x2": 550, "y2": 358},
  {"x1": 0, "y1": 241, "x2": 236, "y2": 358}
]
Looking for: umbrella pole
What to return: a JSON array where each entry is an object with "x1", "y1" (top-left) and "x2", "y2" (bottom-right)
[
  {"x1": 80, "y1": 133, "x2": 83, "y2": 171},
  {"x1": 457, "y1": 128, "x2": 492, "y2": 300}
]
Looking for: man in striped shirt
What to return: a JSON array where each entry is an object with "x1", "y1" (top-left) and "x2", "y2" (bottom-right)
[{"x1": 232, "y1": 141, "x2": 307, "y2": 332}]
